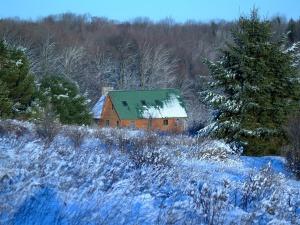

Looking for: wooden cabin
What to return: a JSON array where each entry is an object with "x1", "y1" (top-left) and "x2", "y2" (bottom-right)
[{"x1": 92, "y1": 89, "x2": 188, "y2": 133}]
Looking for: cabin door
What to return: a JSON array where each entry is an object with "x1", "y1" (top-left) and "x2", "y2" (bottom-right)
[{"x1": 147, "y1": 119, "x2": 152, "y2": 130}]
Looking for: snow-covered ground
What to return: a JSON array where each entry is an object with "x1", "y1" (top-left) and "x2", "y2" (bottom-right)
[{"x1": 0, "y1": 120, "x2": 299, "y2": 225}]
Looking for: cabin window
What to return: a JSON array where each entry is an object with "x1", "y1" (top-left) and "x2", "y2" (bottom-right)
[
  {"x1": 163, "y1": 119, "x2": 168, "y2": 126},
  {"x1": 141, "y1": 100, "x2": 146, "y2": 105},
  {"x1": 105, "y1": 120, "x2": 110, "y2": 127},
  {"x1": 155, "y1": 99, "x2": 162, "y2": 105},
  {"x1": 122, "y1": 101, "x2": 128, "y2": 106},
  {"x1": 116, "y1": 121, "x2": 120, "y2": 127}
]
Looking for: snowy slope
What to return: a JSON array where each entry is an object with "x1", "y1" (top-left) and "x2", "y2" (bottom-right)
[{"x1": 0, "y1": 120, "x2": 299, "y2": 225}]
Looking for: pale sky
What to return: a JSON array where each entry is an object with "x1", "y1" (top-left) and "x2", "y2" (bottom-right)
[{"x1": 0, "y1": 0, "x2": 299, "y2": 22}]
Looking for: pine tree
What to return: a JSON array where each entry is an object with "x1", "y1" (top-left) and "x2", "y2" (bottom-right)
[
  {"x1": 202, "y1": 10, "x2": 300, "y2": 155},
  {"x1": 287, "y1": 19, "x2": 297, "y2": 43},
  {"x1": 0, "y1": 80, "x2": 12, "y2": 118},
  {"x1": 39, "y1": 75, "x2": 92, "y2": 125},
  {"x1": 0, "y1": 40, "x2": 35, "y2": 117}
]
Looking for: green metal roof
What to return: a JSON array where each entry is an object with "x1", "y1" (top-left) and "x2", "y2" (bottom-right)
[{"x1": 108, "y1": 89, "x2": 187, "y2": 120}]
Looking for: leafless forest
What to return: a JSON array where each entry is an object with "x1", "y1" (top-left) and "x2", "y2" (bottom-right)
[{"x1": 1, "y1": 14, "x2": 299, "y2": 127}]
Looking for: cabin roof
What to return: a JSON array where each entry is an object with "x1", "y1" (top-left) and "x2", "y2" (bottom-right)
[
  {"x1": 107, "y1": 89, "x2": 187, "y2": 120},
  {"x1": 92, "y1": 95, "x2": 106, "y2": 119}
]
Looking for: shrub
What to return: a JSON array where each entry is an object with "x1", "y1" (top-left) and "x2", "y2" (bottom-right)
[
  {"x1": 284, "y1": 115, "x2": 300, "y2": 179},
  {"x1": 64, "y1": 125, "x2": 87, "y2": 148},
  {"x1": 93, "y1": 128, "x2": 115, "y2": 153},
  {"x1": 36, "y1": 104, "x2": 60, "y2": 143},
  {"x1": 129, "y1": 146, "x2": 172, "y2": 168},
  {"x1": 127, "y1": 132, "x2": 173, "y2": 167},
  {"x1": 191, "y1": 139, "x2": 236, "y2": 161},
  {"x1": 240, "y1": 163, "x2": 299, "y2": 223},
  {"x1": 110, "y1": 129, "x2": 129, "y2": 153},
  {"x1": 130, "y1": 132, "x2": 159, "y2": 149},
  {"x1": 187, "y1": 180, "x2": 229, "y2": 225},
  {"x1": 0, "y1": 120, "x2": 29, "y2": 137},
  {"x1": 241, "y1": 163, "x2": 283, "y2": 211}
]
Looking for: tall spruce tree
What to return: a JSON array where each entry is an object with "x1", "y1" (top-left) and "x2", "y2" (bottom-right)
[
  {"x1": 0, "y1": 40, "x2": 35, "y2": 117},
  {"x1": 202, "y1": 10, "x2": 300, "y2": 155}
]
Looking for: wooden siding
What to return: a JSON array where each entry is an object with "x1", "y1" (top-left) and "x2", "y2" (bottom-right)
[
  {"x1": 99, "y1": 96, "x2": 120, "y2": 128},
  {"x1": 120, "y1": 118, "x2": 184, "y2": 133},
  {"x1": 99, "y1": 96, "x2": 185, "y2": 133}
]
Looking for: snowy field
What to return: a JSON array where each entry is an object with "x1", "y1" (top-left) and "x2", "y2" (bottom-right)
[{"x1": 0, "y1": 120, "x2": 300, "y2": 225}]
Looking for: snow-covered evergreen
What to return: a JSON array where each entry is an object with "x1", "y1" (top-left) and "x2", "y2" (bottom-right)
[{"x1": 201, "y1": 10, "x2": 300, "y2": 155}]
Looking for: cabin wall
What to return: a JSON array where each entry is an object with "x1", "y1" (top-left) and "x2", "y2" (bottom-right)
[
  {"x1": 99, "y1": 96, "x2": 120, "y2": 128},
  {"x1": 121, "y1": 118, "x2": 184, "y2": 133}
]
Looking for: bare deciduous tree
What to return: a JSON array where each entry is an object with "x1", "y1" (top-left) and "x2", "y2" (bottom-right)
[
  {"x1": 61, "y1": 46, "x2": 85, "y2": 78},
  {"x1": 150, "y1": 45, "x2": 177, "y2": 88},
  {"x1": 37, "y1": 36, "x2": 61, "y2": 77}
]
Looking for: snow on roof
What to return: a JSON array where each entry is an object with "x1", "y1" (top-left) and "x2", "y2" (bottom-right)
[
  {"x1": 92, "y1": 95, "x2": 106, "y2": 119},
  {"x1": 141, "y1": 94, "x2": 187, "y2": 119}
]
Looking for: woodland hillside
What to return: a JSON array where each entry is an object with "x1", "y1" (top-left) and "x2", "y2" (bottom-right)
[{"x1": 1, "y1": 14, "x2": 300, "y2": 126}]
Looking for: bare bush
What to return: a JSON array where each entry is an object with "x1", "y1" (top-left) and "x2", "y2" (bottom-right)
[
  {"x1": 92, "y1": 128, "x2": 183, "y2": 167},
  {"x1": 108, "y1": 129, "x2": 130, "y2": 153},
  {"x1": 284, "y1": 115, "x2": 300, "y2": 179},
  {"x1": 93, "y1": 128, "x2": 115, "y2": 153},
  {"x1": 241, "y1": 163, "x2": 283, "y2": 211},
  {"x1": 128, "y1": 131, "x2": 174, "y2": 167},
  {"x1": 64, "y1": 125, "x2": 88, "y2": 148},
  {"x1": 0, "y1": 120, "x2": 29, "y2": 137},
  {"x1": 240, "y1": 163, "x2": 300, "y2": 223},
  {"x1": 36, "y1": 105, "x2": 60, "y2": 143},
  {"x1": 187, "y1": 180, "x2": 229, "y2": 225},
  {"x1": 191, "y1": 139, "x2": 236, "y2": 161},
  {"x1": 130, "y1": 132, "x2": 159, "y2": 150},
  {"x1": 129, "y1": 146, "x2": 172, "y2": 168}
]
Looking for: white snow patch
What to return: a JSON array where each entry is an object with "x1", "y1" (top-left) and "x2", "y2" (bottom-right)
[
  {"x1": 15, "y1": 59, "x2": 23, "y2": 67},
  {"x1": 56, "y1": 94, "x2": 69, "y2": 99},
  {"x1": 198, "y1": 122, "x2": 217, "y2": 137},
  {"x1": 141, "y1": 94, "x2": 187, "y2": 119},
  {"x1": 92, "y1": 95, "x2": 106, "y2": 119}
]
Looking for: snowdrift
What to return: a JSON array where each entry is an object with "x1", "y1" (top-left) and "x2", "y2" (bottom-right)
[{"x1": 0, "y1": 120, "x2": 299, "y2": 225}]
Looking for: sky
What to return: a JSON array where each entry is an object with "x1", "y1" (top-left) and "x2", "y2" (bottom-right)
[{"x1": 0, "y1": 0, "x2": 299, "y2": 22}]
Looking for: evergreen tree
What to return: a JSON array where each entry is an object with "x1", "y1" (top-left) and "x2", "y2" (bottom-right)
[
  {"x1": 202, "y1": 10, "x2": 300, "y2": 155},
  {"x1": 39, "y1": 75, "x2": 92, "y2": 125},
  {"x1": 0, "y1": 40, "x2": 35, "y2": 117},
  {"x1": 287, "y1": 19, "x2": 297, "y2": 43},
  {"x1": 0, "y1": 80, "x2": 13, "y2": 118}
]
